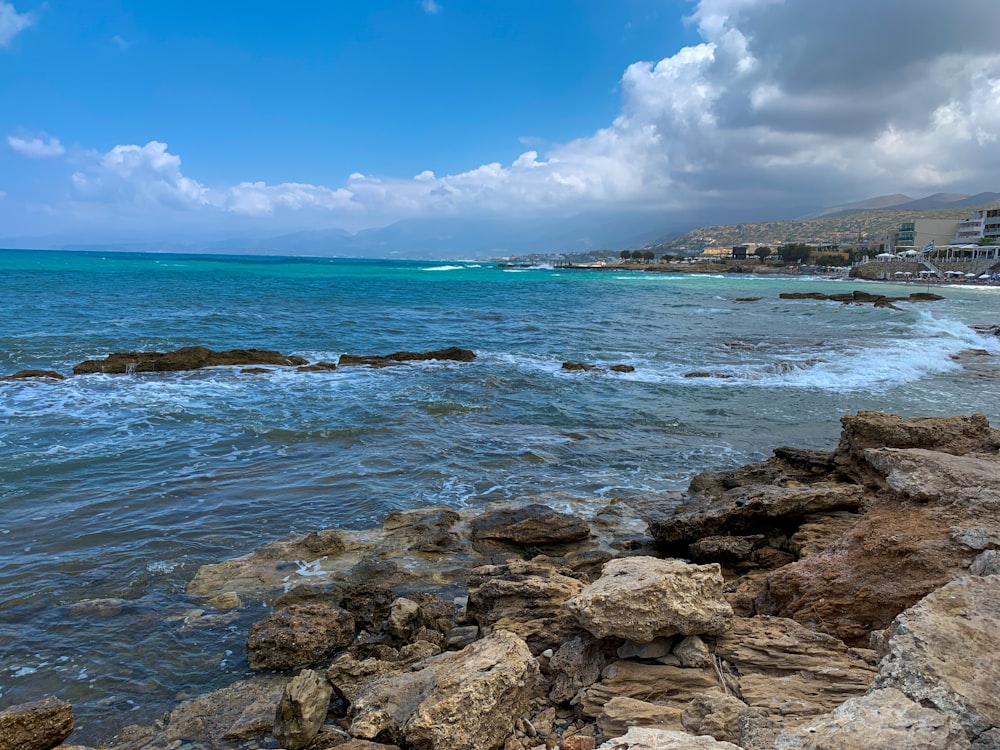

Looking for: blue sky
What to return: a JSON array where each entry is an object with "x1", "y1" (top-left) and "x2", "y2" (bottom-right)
[{"x1": 3, "y1": 0, "x2": 1000, "y2": 247}]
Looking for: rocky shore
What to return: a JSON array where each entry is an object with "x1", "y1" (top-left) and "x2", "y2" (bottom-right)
[{"x1": 4, "y1": 411, "x2": 1000, "y2": 750}]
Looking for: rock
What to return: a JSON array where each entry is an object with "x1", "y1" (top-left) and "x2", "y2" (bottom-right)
[
  {"x1": 971, "y1": 549, "x2": 1000, "y2": 576},
  {"x1": 72, "y1": 346, "x2": 308, "y2": 374},
  {"x1": 563, "y1": 361, "x2": 598, "y2": 371},
  {"x1": 164, "y1": 676, "x2": 287, "y2": 743},
  {"x1": 617, "y1": 637, "x2": 673, "y2": 661},
  {"x1": 273, "y1": 669, "x2": 333, "y2": 750},
  {"x1": 863, "y1": 447, "x2": 1000, "y2": 508},
  {"x1": 444, "y1": 625, "x2": 479, "y2": 650},
  {"x1": 579, "y1": 661, "x2": 718, "y2": 718},
  {"x1": 335, "y1": 742, "x2": 403, "y2": 750},
  {"x1": 688, "y1": 534, "x2": 765, "y2": 563},
  {"x1": 673, "y1": 635, "x2": 711, "y2": 668},
  {"x1": 873, "y1": 575, "x2": 1000, "y2": 740},
  {"x1": 246, "y1": 602, "x2": 355, "y2": 670},
  {"x1": 467, "y1": 559, "x2": 587, "y2": 654},
  {"x1": 910, "y1": 292, "x2": 945, "y2": 301},
  {"x1": 0, "y1": 369, "x2": 65, "y2": 381},
  {"x1": 564, "y1": 557, "x2": 733, "y2": 642},
  {"x1": 787, "y1": 511, "x2": 861, "y2": 558},
  {"x1": 296, "y1": 361, "x2": 338, "y2": 372},
  {"x1": 341, "y1": 583, "x2": 396, "y2": 633},
  {"x1": 562, "y1": 736, "x2": 597, "y2": 750},
  {"x1": 774, "y1": 688, "x2": 970, "y2": 749},
  {"x1": 549, "y1": 636, "x2": 613, "y2": 704},
  {"x1": 337, "y1": 347, "x2": 476, "y2": 367},
  {"x1": 597, "y1": 697, "x2": 683, "y2": 739},
  {"x1": 712, "y1": 616, "x2": 878, "y2": 723},
  {"x1": 471, "y1": 503, "x2": 591, "y2": 546},
  {"x1": 0, "y1": 696, "x2": 74, "y2": 750},
  {"x1": 327, "y1": 652, "x2": 408, "y2": 704},
  {"x1": 348, "y1": 629, "x2": 539, "y2": 750},
  {"x1": 682, "y1": 689, "x2": 767, "y2": 745},
  {"x1": 609, "y1": 364, "x2": 635, "y2": 373},
  {"x1": 208, "y1": 591, "x2": 242, "y2": 610},
  {"x1": 596, "y1": 727, "x2": 742, "y2": 749}
]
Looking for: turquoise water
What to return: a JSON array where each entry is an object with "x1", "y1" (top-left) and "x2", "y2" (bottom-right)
[{"x1": 2, "y1": 249, "x2": 999, "y2": 742}]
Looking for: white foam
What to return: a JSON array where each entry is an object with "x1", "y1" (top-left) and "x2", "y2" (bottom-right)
[{"x1": 421, "y1": 265, "x2": 465, "y2": 271}]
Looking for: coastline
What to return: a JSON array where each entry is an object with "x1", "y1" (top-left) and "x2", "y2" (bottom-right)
[{"x1": 8, "y1": 410, "x2": 999, "y2": 750}]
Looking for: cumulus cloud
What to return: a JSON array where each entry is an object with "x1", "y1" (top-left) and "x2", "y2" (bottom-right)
[
  {"x1": 0, "y1": 0, "x2": 31, "y2": 46},
  {"x1": 8, "y1": 133, "x2": 65, "y2": 158}
]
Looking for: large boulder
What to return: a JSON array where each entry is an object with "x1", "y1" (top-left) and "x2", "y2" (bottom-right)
[
  {"x1": 774, "y1": 688, "x2": 970, "y2": 749},
  {"x1": 247, "y1": 602, "x2": 355, "y2": 670},
  {"x1": 466, "y1": 559, "x2": 587, "y2": 654},
  {"x1": 348, "y1": 629, "x2": 539, "y2": 750},
  {"x1": 273, "y1": 669, "x2": 333, "y2": 750},
  {"x1": 564, "y1": 557, "x2": 733, "y2": 642},
  {"x1": 873, "y1": 575, "x2": 1000, "y2": 742},
  {"x1": 72, "y1": 346, "x2": 308, "y2": 374},
  {"x1": 0, "y1": 697, "x2": 73, "y2": 750}
]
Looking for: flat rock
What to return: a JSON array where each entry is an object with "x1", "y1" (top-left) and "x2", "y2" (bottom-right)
[
  {"x1": 72, "y1": 345, "x2": 308, "y2": 374},
  {"x1": 348, "y1": 629, "x2": 539, "y2": 750},
  {"x1": 597, "y1": 697, "x2": 684, "y2": 739},
  {"x1": 1, "y1": 369, "x2": 65, "y2": 381},
  {"x1": 579, "y1": 661, "x2": 719, "y2": 718},
  {"x1": 564, "y1": 556, "x2": 733, "y2": 642},
  {"x1": 163, "y1": 676, "x2": 287, "y2": 743},
  {"x1": 873, "y1": 575, "x2": 1000, "y2": 740},
  {"x1": 247, "y1": 602, "x2": 355, "y2": 670},
  {"x1": 597, "y1": 726, "x2": 742, "y2": 749},
  {"x1": 337, "y1": 347, "x2": 475, "y2": 367},
  {"x1": 0, "y1": 696, "x2": 74, "y2": 750},
  {"x1": 775, "y1": 688, "x2": 970, "y2": 749},
  {"x1": 864, "y1": 447, "x2": 1000, "y2": 508},
  {"x1": 471, "y1": 503, "x2": 591, "y2": 546}
]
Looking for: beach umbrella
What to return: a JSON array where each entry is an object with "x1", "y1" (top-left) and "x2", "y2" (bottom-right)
[
  {"x1": 979, "y1": 274, "x2": 991, "y2": 279},
  {"x1": 965, "y1": 273, "x2": 977, "y2": 278}
]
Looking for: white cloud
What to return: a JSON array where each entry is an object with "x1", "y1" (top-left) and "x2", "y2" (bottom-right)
[
  {"x1": 112, "y1": 34, "x2": 131, "y2": 51},
  {"x1": 421, "y1": 0, "x2": 442, "y2": 14},
  {"x1": 0, "y1": 1, "x2": 31, "y2": 47},
  {"x1": 7, "y1": 133, "x2": 65, "y2": 158}
]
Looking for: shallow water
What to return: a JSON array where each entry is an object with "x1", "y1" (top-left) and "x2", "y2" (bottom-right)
[{"x1": 1, "y1": 250, "x2": 999, "y2": 742}]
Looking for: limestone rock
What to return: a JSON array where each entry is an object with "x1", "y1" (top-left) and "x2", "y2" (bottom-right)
[
  {"x1": 246, "y1": 602, "x2": 355, "y2": 670},
  {"x1": 164, "y1": 676, "x2": 286, "y2": 743},
  {"x1": 874, "y1": 575, "x2": 1000, "y2": 739},
  {"x1": 579, "y1": 661, "x2": 718, "y2": 718},
  {"x1": 673, "y1": 635, "x2": 711, "y2": 668},
  {"x1": 688, "y1": 534, "x2": 765, "y2": 563},
  {"x1": 467, "y1": 559, "x2": 587, "y2": 653},
  {"x1": 713, "y1": 616, "x2": 878, "y2": 724},
  {"x1": 327, "y1": 652, "x2": 408, "y2": 705},
  {"x1": 864, "y1": 447, "x2": 1000, "y2": 509},
  {"x1": 564, "y1": 557, "x2": 733, "y2": 642},
  {"x1": 971, "y1": 549, "x2": 1000, "y2": 576},
  {"x1": 774, "y1": 688, "x2": 970, "y2": 749},
  {"x1": 337, "y1": 347, "x2": 476, "y2": 367},
  {"x1": 596, "y1": 726, "x2": 742, "y2": 749},
  {"x1": 0, "y1": 696, "x2": 73, "y2": 750},
  {"x1": 596, "y1": 697, "x2": 683, "y2": 739},
  {"x1": 72, "y1": 346, "x2": 308, "y2": 374},
  {"x1": 549, "y1": 636, "x2": 614, "y2": 704},
  {"x1": 682, "y1": 689, "x2": 767, "y2": 745},
  {"x1": 273, "y1": 669, "x2": 333, "y2": 750},
  {"x1": 617, "y1": 637, "x2": 673, "y2": 661},
  {"x1": 471, "y1": 503, "x2": 591, "y2": 546},
  {"x1": 348, "y1": 629, "x2": 539, "y2": 750}
]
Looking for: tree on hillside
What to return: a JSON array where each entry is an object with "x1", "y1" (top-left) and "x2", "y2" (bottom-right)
[
  {"x1": 620, "y1": 250, "x2": 631, "y2": 260},
  {"x1": 631, "y1": 250, "x2": 645, "y2": 261},
  {"x1": 754, "y1": 246, "x2": 772, "y2": 261},
  {"x1": 815, "y1": 253, "x2": 849, "y2": 267},
  {"x1": 777, "y1": 243, "x2": 812, "y2": 264},
  {"x1": 643, "y1": 251, "x2": 655, "y2": 262},
  {"x1": 661, "y1": 253, "x2": 676, "y2": 262}
]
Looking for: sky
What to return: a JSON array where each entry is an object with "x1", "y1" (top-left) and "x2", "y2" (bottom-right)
[{"x1": 2, "y1": 0, "x2": 1000, "y2": 249}]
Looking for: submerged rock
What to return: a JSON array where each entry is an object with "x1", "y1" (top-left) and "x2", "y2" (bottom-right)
[
  {"x1": 337, "y1": 347, "x2": 475, "y2": 367},
  {"x1": 72, "y1": 345, "x2": 308, "y2": 374},
  {"x1": 0, "y1": 369, "x2": 66, "y2": 381},
  {"x1": 0, "y1": 696, "x2": 74, "y2": 750},
  {"x1": 471, "y1": 503, "x2": 591, "y2": 546}
]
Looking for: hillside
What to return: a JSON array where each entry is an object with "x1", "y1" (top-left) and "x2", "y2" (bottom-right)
[{"x1": 645, "y1": 205, "x2": 991, "y2": 255}]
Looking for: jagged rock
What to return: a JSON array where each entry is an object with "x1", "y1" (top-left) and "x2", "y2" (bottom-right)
[
  {"x1": 341, "y1": 583, "x2": 396, "y2": 633},
  {"x1": 246, "y1": 602, "x2": 355, "y2": 670},
  {"x1": 0, "y1": 696, "x2": 74, "y2": 750},
  {"x1": 380, "y1": 507, "x2": 463, "y2": 554},
  {"x1": 445, "y1": 625, "x2": 479, "y2": 650},
  {"x1": 673, "y1": 635, "x2": 711, "y2": 668},
  {"x1": 873, "y1": 575, "x2": 1000, "y2": 740},
  {"x1": 564, "y1": 557, "x2": 733, "y2": 642},
  {"x1": 864, "y1": 447, "x2": 1000, "y2": 508},
  {"x1": 327, "y1": 652, "x2": 408, "y2": 704},
  {"x1": 596, "y1": 726, "x2": 742, "y2": 749},
  {"x1": 579, "y1": 661, "x2": 719, "y2": 718},
  {"x1": 273, "y1": 669, "x2": 334, "y2": 750},
  {"x1": 774, "y1": 688, "x2": 970, "y2": 749},
  {"x1": 971, "y1": 549, "x2": 1000, "y2": 576},
  {"x1": 682, "y1": 689, "x2": 768, "y2": 745},
  {"x1": 467, "y1": 559, "x2": 587, "y2": 654},
  {"x1": 348, "y1": 629, "x2": 539, "y2": 750},
  {"x1": 712, "y1": 616, "x2": 878, "y2": 724},
  {"x1": 754, "y1": 500, "x2": 979, "y2": 645},
  {"x1": 833, "y1": 411, "x2": 1000, "y2": 485},
  {"x1": 549, "y1": 636, "x2": 614, "y2": 704},
  {"x1": 72, "y1": 346, "x2": 308, "y2": 374},
  {"x1": 1, "y1": 369, "x2": 65, "y2": 381},
  {"x1": 787, "y1": 511, "x2": 861, "y2": 558},
  {"x1": 597, "y1": 697, "x2": 683, "y2": 738},
  {"x1": 164, "y1": 676, "x2": 287, "y2": 743},
  {"x1": 688, "y1": 534, "x2": 765, "y2": 563},
  {"x1": 337, "y1": 347, "x2": 476, "y2": 367},
  {"x1": 471, "y1": 503, "x2": 591, "y2": 546}
]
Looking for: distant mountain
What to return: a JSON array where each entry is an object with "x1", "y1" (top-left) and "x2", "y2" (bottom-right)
[
  {"x1": 809, "y1": 191, "x2": 1000, "y2": 220},
  {"x1": 807, "y1": 194, "x2": 914, "y2": 218}
]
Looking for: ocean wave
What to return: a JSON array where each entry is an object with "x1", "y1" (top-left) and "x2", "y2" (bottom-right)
[{"x1": 421, "y1": 265, "x2": 466, "y2": 271}]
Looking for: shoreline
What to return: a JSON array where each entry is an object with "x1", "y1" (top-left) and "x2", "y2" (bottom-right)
[{"x1": 8, "y1": 410, "x2": 999, "y2": 750}]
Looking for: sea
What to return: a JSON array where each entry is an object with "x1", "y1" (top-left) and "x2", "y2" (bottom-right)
[{"x1": 2, "y1": 248, "x2": 999, "y2": 743}]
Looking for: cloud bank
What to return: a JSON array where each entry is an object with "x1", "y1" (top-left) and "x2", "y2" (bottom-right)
[
  {"x1": 7, "y1": 0, "x2": 1000, "y2": 236},
  {"x1": 0, "y1": 0, "x2": 32, "y2": 47}
]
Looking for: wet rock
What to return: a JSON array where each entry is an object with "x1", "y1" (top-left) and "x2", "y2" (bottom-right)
[
  {"x1": 873, "y1": 575, "x2": 1000, "y2": 740},
  {"x1": 72, "y1": 345, "x2": 308, "y2": 374},
  {"x1": 164, "y1": 676, "x2": 287, "y2": 743},
  {"x1": 0, "y1": 369, "x2": 65, "y2": 381},
  {"x1": 337, "y1": 347, "x2": 476, "y2": 367},
  {"x1": 471, "y1": 503, "x2": 591, "y2": 546},
  {"x1": 596, "y1": 726, "x2": 742, "y2": 749},
  {"x1": 775, "y1": 687, "x2": 971, "y2": 749},
  {"x1": 564, "y1": 557, "x2": 733, "y2": 642},
  {"x1": 683, "y1": 371, "x2": 736, "y2": 378},
  {"x1": 341, "y1": 583, "x2": 396, "y2": 633},
  {"x1": 273, "y1": 582, "x2": 344, "y2": 609},
  {"x1": 296, "y1": 361, "x2": 338, "y2": 372},
  {"x1": 0, "y1": 696, "x2": 74, "y2": 750},
  {"x1": 562, "y1": 361, "x2": 599, "y2": 371},
  {"x1": 597, "y1": 697, "x2": 683, "y2": 738},
  {"x1": 348, "y1": 629, "x2": 539, "y2": 750},
  {"x1": 910, "y1": 292, "x2": 945, "y2": 301},
  {"x1": 609, "y1": 364, "x2": 636, "y2": 373},
  {"x1": 467, "y1": 558, "x2": 587, "y2": 654},
  {"x1": 247, "y1": 602, "x2": 355, "y2": 670},
  {"x1": 273, "y1": 669, "x2": 333, "y2": 750}
]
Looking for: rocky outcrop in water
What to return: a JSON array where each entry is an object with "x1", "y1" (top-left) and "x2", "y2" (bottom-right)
[
  {"x1": 72, "y1": 346, "x2": 308, "y2": 374},
  {"x1": 337, "y1": 347, "x2": 476, "y2": 367},
  {"x1": 778, "y1": 290, "x2": 944, "y2": 306},
  {"x1": 0, "y1": 369, "x2": 65, "y2": 381},
  {"x1": 44, "y1": 410, "x2": 1000, "y2": 749},
  {"x1": 0, "y1": 696, "x2": 73, "y2": 750}
]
